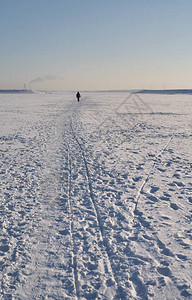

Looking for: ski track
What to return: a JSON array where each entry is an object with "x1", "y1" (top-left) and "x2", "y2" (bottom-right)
[
  {"x1": 69, "y1": 117, "x2": 121, "y2": 296},
  {"x1": 0, "y1": 92, "x2": 191, "y2": 299},
  {"x1": 66, "y1": 144, "x2": 79, "y2": 299},
  {"x1": 63, "y1": 118, "x2": 119, "y2": 299}
]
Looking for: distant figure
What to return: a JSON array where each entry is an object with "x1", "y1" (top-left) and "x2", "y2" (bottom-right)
[{"x1": 76, "y1": 91, "x2": 81, "y2": 102}]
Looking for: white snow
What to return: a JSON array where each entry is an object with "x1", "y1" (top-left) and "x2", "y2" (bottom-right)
[{"x1": 0, "y1": 91, "x2": 191, "y2": 299}]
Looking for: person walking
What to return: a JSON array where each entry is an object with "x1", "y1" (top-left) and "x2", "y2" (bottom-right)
[{"x1": 76, "y1": 91, "x2": 81, "y2": 102}]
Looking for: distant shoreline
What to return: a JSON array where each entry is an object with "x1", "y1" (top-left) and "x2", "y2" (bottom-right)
[
  {"x1": 0, "y1": 89, "x2": 34, "y2": 94},
  {"x1": 1, "y1": 89, "x2": 192, "y2": 95},
  {"x1": 136, "y1": 89, "x2": 192, "y2": 95}
]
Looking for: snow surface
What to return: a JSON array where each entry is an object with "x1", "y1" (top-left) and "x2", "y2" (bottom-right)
[{"x1": 0, "y1": 91, "x2": 191, "y2": 299}]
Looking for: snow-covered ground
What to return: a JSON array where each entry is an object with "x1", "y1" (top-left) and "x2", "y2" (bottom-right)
[{"x1": 0, "y1": 91, "x2": 191, "y2": 299}]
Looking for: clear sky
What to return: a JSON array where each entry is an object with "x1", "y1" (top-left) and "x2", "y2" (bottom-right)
[{"x1": 1, "y1": 0, "x2": 192, "y2": 90}]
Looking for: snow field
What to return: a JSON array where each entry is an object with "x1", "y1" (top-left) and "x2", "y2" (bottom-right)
[{"x1": 0, "y1": 91, "x2": 191, "y2": 299}]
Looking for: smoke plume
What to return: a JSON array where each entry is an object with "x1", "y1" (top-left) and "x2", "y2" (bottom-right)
[{"x1": 29, "y1": 74, "x2": 64, "y2": 85}]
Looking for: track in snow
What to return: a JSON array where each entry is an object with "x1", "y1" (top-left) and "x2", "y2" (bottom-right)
[
  {"x1": 63, "y1": 117, "x2": 119, "y2": 299},
  {"x1": 69, "y1": 117, "x2": 131, "y2": 298}
]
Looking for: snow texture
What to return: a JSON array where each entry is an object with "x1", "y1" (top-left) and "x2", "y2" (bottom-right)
[{"x1": 0, "y1": 91, "x2": 191, "y2": 299}]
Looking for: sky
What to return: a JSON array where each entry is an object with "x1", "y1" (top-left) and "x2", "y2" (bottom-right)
[{"x1": 1, "y1": 0, "x2": 192, "y2": 91}]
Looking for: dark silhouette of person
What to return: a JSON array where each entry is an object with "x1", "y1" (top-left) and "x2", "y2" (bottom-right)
[{"x1": 76, "y1": 91, "x2": 81, "y2": 102}]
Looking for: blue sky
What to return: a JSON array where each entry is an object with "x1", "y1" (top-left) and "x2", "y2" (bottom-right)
[{"x1": 1, "y1": 0, "x2": 192, "y2": 90}]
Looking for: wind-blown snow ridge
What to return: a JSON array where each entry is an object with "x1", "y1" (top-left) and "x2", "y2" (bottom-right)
[{"x1": 0, "y1": 91, "x2": 191, "y2": 299}]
